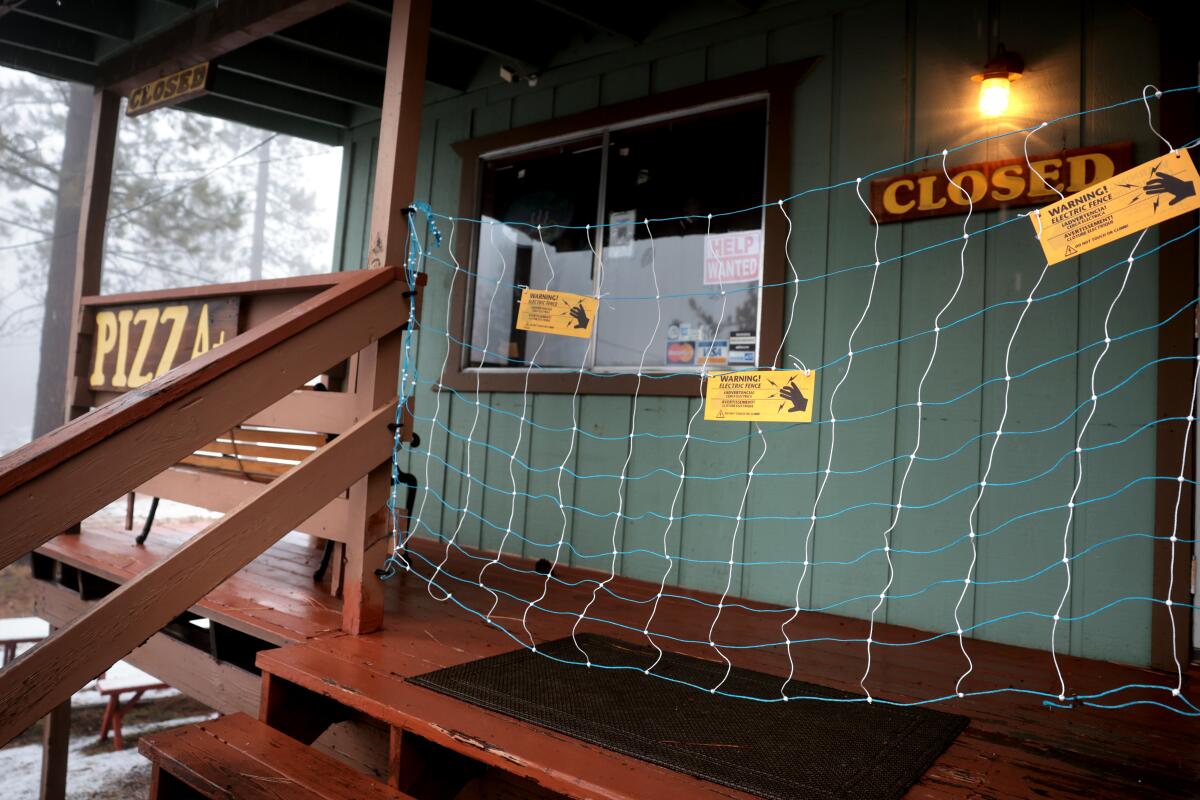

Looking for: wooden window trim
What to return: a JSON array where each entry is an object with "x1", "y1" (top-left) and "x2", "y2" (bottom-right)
[{"x1": 441, "y1": 59, "x2": 818, "y2": 396}]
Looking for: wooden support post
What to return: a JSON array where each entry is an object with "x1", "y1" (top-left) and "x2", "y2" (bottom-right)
[
  {"x1": 365, "y1": 0, "x2": 431, "y2": 269},
  {"x1": 57, "y1": 90, "x2": 118, "y2": 539},
  {"x1": 64, "y1": 90, "x2": 119, "y2": 425},
  {"x1": 36, "y1": 89, "x2": 116, "y2": 800},
  {"x1": 340, "y1": 0, "x2": 430, "y2": 633},
  {"x1": 387, "y1": 727, "x2": 423, "y2": 793},
  {"x1": 39, "y1": 626, "x2": 70, "y2": 800},
  {"x1": 341, "y1": 326, "x2": 402, "y2": 634}
]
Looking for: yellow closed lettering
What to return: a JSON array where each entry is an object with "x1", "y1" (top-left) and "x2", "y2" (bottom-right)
[
  {"x1": 917, "y1": 175, "x2": 946, "y2": 210},
  {"x1": 1065, "y1": 153, "x2": 1115, "y2": 193},
  {"x1": 882, "y1": 179, "x2": 916, "y2": 214},
  {"x1": 948, "y1": 169, "x2": 987, "y2": 205},
  {"x1": 1028, "y1": 158, "x2": 1064, "y2": 197}
]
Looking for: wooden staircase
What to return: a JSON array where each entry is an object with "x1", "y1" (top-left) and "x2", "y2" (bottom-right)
[
  {"x1": 0, "y1": 267, "x2": 421, "y2": 754},
  {"x1": 137, "y1": 631, "x2": 752, "y2": 800},
  {"x1": 140, "y1": 713, "x2": 415, "y2": 800}
]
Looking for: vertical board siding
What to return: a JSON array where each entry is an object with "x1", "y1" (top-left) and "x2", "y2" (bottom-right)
[
  {"x1": 1069, "y1": 1, "x2": 1160, "y2": 663},
  {"x1": 884, "y1": 0, "x2": 985, "y2": 641},
  {"x1": 332, "y1": 0, "x2": 1165, "y2": 665},
  {"x1": 809, "y1": 3, "x2": 906, "y2": 619}
]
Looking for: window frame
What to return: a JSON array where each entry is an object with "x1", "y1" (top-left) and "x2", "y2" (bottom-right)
[{"x1": 445, "y1": 59, "x2": 816, "y2": 396}]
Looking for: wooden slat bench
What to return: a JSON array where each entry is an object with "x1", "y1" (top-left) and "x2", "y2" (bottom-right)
[
  {"x1": 140, "y1": 712, "x2": 416, "y2": 800},
  {"x1": 180, "y1": 425, "x2": 327, "y2": 480},
  {"x1": 130, "y1": 424, "x2": 337, "y2": 577}
]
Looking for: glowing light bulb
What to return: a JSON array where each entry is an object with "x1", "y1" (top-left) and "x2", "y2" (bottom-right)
[
  {"x1": 972, "y1": 44, "x2": 1023, "y2": 119},
  {"x1": 979, "y1": 76, "x2": 1011, "y2": 117}
]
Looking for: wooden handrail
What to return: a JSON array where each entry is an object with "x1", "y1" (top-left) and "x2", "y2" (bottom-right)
[
  {"x1": 79, "y1": 271, "x2": 354, "y2": 306},
  {"x1": 0, "y1": 266, "x2": 413, "y2": 570},
  {"x1": 0, "y1": 399, "x2": 397, "y2": 746}
]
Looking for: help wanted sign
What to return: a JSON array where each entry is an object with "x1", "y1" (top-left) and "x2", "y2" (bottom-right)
[{"x1": 704, "y1": 230, "x2": 762, "y2": 285}]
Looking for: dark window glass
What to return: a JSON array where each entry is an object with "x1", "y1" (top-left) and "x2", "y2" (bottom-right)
[{"x1": 468, "y1": 100, "x2": 767, "y2": 372}]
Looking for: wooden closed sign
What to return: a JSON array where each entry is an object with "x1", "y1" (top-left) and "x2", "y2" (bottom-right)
[
  {"x1": 869, "y1": 142, "x2": 1133, "y2": 224},
  {"x1": 126, "y1": 62, "x2": 209, "y2": 117},
  {"x1": 88, "y1": 298, "x2": 239, "y2": 392}
]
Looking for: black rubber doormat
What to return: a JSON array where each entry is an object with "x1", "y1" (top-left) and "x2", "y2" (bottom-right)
[{"x1": 409, "y1": 633, "x2": 968, "y2": 800}]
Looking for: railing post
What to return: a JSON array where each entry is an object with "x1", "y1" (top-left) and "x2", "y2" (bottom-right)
[
  {"x1": 342, "y1": 331, "x2": 403, "y2": 634},
  {"x1": 38, "y1": 629, "x2": 70, "y2": 800},
  {"x1": 338, "y1": 0, "x2": 432, "y2": 634}
]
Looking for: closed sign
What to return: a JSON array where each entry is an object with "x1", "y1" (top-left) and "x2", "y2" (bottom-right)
[
  {"x1": 869, "y1": 142, "x2": 1133, "y2": 224},
  {"x1": 126, "y1": 62, "x2": 209, "y2": 117}
]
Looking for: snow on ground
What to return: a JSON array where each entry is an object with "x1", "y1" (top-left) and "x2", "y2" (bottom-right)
[
  {"x1": 4, "y1": 711, "x2": 213, "y2": 799},
  {"x1": 3, "y1": 641, "x2": 215, "y2": 799}
]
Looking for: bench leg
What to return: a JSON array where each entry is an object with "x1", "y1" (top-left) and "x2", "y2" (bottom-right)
[
  {"x1": 2, "y1": 642, "x2": 15, "y2": 666},
  {"x1": 124, "y1": 492, "x2": 135, "y2": 531},
  {"x1": 99, "y1": 689, "x2": 146, "y2": 751},
  {"x1": 97, "y1": 695, "x2": 116, "y2": 746}
]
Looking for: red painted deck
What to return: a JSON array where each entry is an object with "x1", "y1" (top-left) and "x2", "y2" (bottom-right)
[{"x1": 37, "y1": 516, "x2": 1200, "y2": 799}]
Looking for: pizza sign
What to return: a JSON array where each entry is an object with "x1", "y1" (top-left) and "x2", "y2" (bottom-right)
[{"x1": 88, "y1": 298, "x2": 239, "y2": 392}]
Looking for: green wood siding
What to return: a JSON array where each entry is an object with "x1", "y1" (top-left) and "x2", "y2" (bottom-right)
[{"x1": 334, "y1": 0, "x2": 1166, "y2": 666}]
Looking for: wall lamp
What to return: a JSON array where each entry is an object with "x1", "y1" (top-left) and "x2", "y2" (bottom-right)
[{"x1": 973, "y1": 44, "x2": 1024, "y2": 117}]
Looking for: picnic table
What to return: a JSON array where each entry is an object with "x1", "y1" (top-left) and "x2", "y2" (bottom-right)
[
  {"x1": 0, "y1": 616, "x2": 49, "y2": 665},
  {"x1": 96, "y1": 662, "x2": 169, "y2": 750}
]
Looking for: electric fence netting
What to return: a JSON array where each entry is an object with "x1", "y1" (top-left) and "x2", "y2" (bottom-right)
[{"x1": 380, "y1": 85, "x2": 1200, "y2": 716}]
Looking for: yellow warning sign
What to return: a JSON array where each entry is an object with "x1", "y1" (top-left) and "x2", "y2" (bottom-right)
[
  {"x1": 515, "y1": 289, "x2": 598, "y2": 338},
  {"x1": 1033, "y1": 149, "x2": 1200, "y2": 265},
  {"x1": 705, "y1": 369, "x2": 816, "y2": 423}
]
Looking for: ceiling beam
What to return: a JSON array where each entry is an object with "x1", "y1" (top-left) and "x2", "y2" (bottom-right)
[
  {"x1": 0, "y1": 14, "x2": 97, "y2": 64},
  {"x1": 429, "y1": 6, "x2": 556, "y2": 71},
  {"x1": 425, "y1": 37, "x2": 480, "y2": 94},
  {"x1": 528, "y1": 0, "x2": 656, "y2": 42},
  {"x1": 98, "y1": 0, "x2": 350, "y2": 93},
  {"x1": 270, "y1": 6, "x2": 387, "y2": 73},
  {"x1": 11, "y1": 0, "x2": 135, "y2": 41},
  {"x1": 218, "y1": 38, "x2": 384, "y2": 108},
  {"x1": 207, "y1": 66, "x2": 353, "y2": 127},
  {"x1": 178, "y1": 94, "x2": 343, "y2": 146},
  {"x1": 0, "y1": 42, "x2": 97, "y2": 84}
]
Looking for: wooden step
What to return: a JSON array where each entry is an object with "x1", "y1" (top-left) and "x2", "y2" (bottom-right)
[
  {"x1": 139, "y1": 712, "x2": 414, "y2": 800},
  {"x1": 257, "y1": 644, "x2": 759, "y2": 800}
]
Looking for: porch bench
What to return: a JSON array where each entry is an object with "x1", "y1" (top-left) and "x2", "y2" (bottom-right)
[
  {"x1": 128, "y1": 425, "x2": 338, "y2": 578},
  {"x1": 139, "y1": 712, "x2": 415, "y2": 800}
]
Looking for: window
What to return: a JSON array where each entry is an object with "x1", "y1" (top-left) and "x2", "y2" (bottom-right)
[
  {"x1": 468, "y1": 101, "x2": 768, "y2": 374},
  {"x1": 445, "y1": 62, "x2": 810, "y2": 395}
]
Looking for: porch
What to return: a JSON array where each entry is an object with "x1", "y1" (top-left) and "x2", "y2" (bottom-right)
[{"x1": 28, "y1": 511, "x2": 1200, "y2": 800}]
